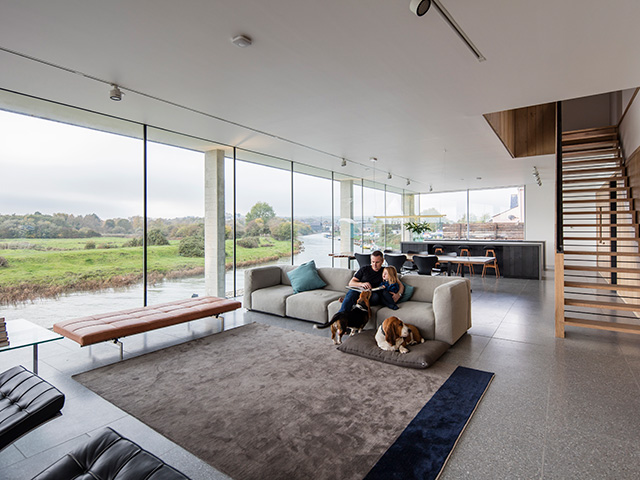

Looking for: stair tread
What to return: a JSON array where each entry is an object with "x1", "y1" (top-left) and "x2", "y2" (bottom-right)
[
  {"x1": 563, "y1": 223, "x2": 637, "y2": 227},
  {"x1": 563, "y1": 237, "x2": 638, "y2": 241},
  {"x1": 565, "y1": 265, "x2": 640, "y2": 273},
  {"x1": 563, "y1": 317, "x2": 640, "y2": 334},
  {"x1": 563, "y1": 148, "x2": 620, "y2": 159},
  {"x1": 563, "y1": 198, "x2": 632, "y2": 204},
  {"x1": 565, "y1": 281, "x2": 640, "y2": 292},
  {"x1": 563, "y1": 251, "x2": 640, "y2": 256},
  {"x1": 563, "y1": 175, "x2": 627, "y2": 183},
  {"x1": 563, "y1": 210, "x2": 634, "y2": 215},
  {"x1": 563, "y1": 166, "x2": 624, "y2": 176},
  {"x1": 562, "y1": 187, "x2": 630, "y2": 193},
  {"x1": 564, "y1": 298, "x2": 640, "y2": 311}
]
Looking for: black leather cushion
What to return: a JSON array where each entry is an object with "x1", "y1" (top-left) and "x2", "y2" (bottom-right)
[
  {"x1": 0, "y1": 365, "x2": 65, "y2": 450},
  {"x1": 33, "y1": 427, "x2": 191, "y2": 479}
]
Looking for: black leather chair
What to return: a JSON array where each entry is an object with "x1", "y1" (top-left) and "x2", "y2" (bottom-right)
[
  {"x1": 384, "y1": 254, "x2": 407, "y2": 273},
  {"x1": 412, "y1": 255, "x2": 439, "y2": 275},
  {"x1": 32, "y1": 427, "x2": 191, "y2": 479},
  {"x1": 0, "y1": 365, "x2": 65, "y2": 451},
  {"x1": 354, "y1": 252, "x2": 371, "y2": 268}
]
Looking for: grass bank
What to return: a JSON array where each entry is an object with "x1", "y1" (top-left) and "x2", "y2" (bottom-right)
[{"x1": 0, "y1": 237, "x2": 297, "y2": 304}]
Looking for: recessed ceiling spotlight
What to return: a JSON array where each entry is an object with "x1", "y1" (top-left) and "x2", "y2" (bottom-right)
[
  {"x1": 409, "y1": 0, "x2": 432, "y2": 17},
  {"x1": 476, "y1": 177, "x2": 482, "y2": 180},
  {"x1": 231, "y1": 35, "x2": 253, "y2": 48},
  {"x1": 109, "y1": 85, "x2": 123, "y2": 101},
  {"x1": 341, "y1": 158, "x2": 347, "y2": 167},
  {"x1": 370, "y1": 157, "x2": 378, "y2": 163}
]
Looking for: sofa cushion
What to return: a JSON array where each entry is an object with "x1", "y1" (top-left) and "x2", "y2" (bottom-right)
[
  {"x1": 337, "y1": 330, "x2": 449, "y2": 369},
  {"x1": 317, "y1": 267, "x2": 355, "y2": 292},
  {"x1": 287, "y1": 261, "x2": 327, "y2": 293},
  {"x1": 375, "y1": 301, "x2": 436, "y2": 340},
  {"x1": 398, "y1": 284, "x2": 415, "y2": 303},
  {"x1": 250, "y1": 285, "x2": 294, "y2": 317},
  {"x1": 286, "y1": 289, "x2": 343, "y2": 323}
]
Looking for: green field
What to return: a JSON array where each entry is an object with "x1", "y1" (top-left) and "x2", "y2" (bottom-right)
[{"x1": 0, "y1": 237, "x2": 295, "y2": 303}]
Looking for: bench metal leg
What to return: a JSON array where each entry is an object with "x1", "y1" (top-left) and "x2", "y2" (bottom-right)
[{"x1": 112, "y1": 339, "x2": 123, "y2": 361}]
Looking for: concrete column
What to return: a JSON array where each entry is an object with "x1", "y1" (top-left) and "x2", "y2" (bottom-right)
[
  {"x1": 339, "y1": 180, "x2": 354, "y2": 268},
  {"x1": 402, "y1": 193, "x2": 416, "y2": 242},
  {"x1": 204, "y1": 149, "x2": 226, "y2": 297}
]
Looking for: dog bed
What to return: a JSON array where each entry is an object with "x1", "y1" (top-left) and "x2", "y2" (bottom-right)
[{"x1": 336, "y1": 330, "x2": 449, "y2": 369}]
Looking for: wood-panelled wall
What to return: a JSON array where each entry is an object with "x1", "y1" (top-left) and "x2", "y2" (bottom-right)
[{"x1": 484, "y1": 102, "x2": 556, "y2": 158}]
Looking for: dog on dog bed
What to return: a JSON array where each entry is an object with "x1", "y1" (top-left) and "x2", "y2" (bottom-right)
[
  {"x1": 315, "y1": 290, "x2": 371, "y2": 345},
  {"x1": 375, "y1": 316, "x2": 424, "y2": 354}
]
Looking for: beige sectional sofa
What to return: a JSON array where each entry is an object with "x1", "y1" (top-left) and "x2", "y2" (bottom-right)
[{"x1": 243, "y1": 264, "x2": 472, "y2": 345}]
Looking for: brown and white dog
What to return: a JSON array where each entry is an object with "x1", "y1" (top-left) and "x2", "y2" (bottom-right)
[
  {"x1": 315, "y1": 290, "x2": 371, "y2": 345},
  {"x1": 375, "y1": 316, "x2": 424, "y2": 354}
]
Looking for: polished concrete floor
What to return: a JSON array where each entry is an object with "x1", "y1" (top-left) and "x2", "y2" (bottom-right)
[{"x1": 2, "y1": 273, "x2": 640, "y2": 479}]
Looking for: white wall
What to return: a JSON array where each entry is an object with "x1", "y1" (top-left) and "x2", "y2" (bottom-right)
[
  {"x1": 620, "y1": 90, "x2": 640, "y2": 159},
  {"x1": 525, "y1": 179, "x2": 556, "y2": 274}
]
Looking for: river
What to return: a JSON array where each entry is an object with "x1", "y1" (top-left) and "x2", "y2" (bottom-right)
[{"x1": 1, "y1": 233, "x2": 340, "y2": 329}]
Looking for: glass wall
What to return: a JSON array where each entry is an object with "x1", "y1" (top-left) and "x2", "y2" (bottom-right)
[
  {"x1": 293, "y1": 164, "x2": 333, "y2": 267},
  {"x1": 419, "y1": 187, "x2": 525, "y2": 241},
  {"x1": 0, "y1": 106, "x2": 143, "y2": 329},
  {"x1": 468, "y1": 187, "x2": 525, "y2": 240},
  {"x1": 362, "y1": 181, "x2": 385, "y2": 251},
  {"x1": 385, "y1": 188, "x2": 403, "y2": 251},
  {"x1": 418, "y1": 191, "x2": 467, "y2": 240},
  {"x1": 235, "y1": 151, "x2": 292, "y2": 276},
  {"x1": 0, "y1": 90, "x2": 527, "y2": 329}
]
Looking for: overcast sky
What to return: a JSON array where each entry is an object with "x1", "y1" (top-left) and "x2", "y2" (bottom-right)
[
  {"x1": 0, "y1": 109, "x2": 518, "y2": 221},
  {"x1": 0, "y1": 109, "x2": 339, "y2": 219}
]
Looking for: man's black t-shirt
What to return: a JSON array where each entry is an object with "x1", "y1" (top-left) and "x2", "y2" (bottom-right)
[{"x1": 354, "y1": 265, "x2": 383, "y2": 287}]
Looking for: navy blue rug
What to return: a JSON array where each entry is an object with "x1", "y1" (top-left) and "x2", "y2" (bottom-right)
[{"x1": 365, "y1": 366, "x2": 494, "y2": 480}]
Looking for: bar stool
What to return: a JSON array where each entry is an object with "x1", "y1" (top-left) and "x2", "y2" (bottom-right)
[
  {"x1": 457, "y1": 245, "x2": 473, "y2": 276},
  {"x1": 433, "y1": 244, "x2": 445, "y2": 269},
  {"x1": 482, "y1": 246, "x2": 500, "y2": 278}
]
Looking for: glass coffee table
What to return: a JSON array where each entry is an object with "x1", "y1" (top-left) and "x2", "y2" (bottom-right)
[{"x1": 0, "y1": 319, "x2": 63, "y2": 374}]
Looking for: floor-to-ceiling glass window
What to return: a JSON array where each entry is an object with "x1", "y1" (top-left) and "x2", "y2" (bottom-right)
[
  {"x1": 0, "y1": 103, "x2": 143, "y2": 329},
  {"x1": 418, "y1": 191, "x2": 467, "y2": 240},
  {"x1": 235, "y1": 151, "x2": 292, "y2": 281},
  {"x1": 293, "y1": 165, "x2": 333, "y2": 267},
  {"x1": 362, "y1": 181, "x2": 385, "y2": 251},
  {"x1": 385, "y1": 187, "x2": 403, "y2": 251},
  {"x1": 146, "y1": 128, "x2": 230, "y2": 303},
  {"x1": 353, "y1": 180, "x2": 364, "y2": 252},
  {"x1": 468, "y1": 186, "x2": 525, "y2": 240}
]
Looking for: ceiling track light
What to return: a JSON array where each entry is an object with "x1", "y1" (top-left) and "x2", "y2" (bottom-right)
[
  {"x1": 387, "y1": 172, "x2": 392, "y2": 179},
  {"x1": 406, "y1": 179, "x2": 411, "y2": 186},
  {"x1": 109, "y1": 84, "x2": 123, "y2": 101},
  {"x1": 532, "y1": 166, "x2": 542, "y2": 186},
  {"x1": 341, "y1": 158, "x2": 347, "y2": 167},
  {"x1": 409, "y1": 0, "x2": 432, "y2": 17},
  {"x1": 411, "y1": 0, "x2": 486, "y2": 62},
  {"x1": 370, "y1": 157, "x2": 378, "y2": 163}
]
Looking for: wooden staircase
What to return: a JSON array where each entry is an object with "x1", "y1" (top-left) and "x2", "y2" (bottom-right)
[{"x1": 556, "y1": 126, "x2": 640, "y2": 337}]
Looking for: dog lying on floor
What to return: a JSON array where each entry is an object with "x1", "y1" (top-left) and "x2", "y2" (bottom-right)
[
  {"x1": 315, "y1": 290, "x2": 371, "y2": 345},
  {"x1": 375, "y1": 316, "x2": 424, "y2": 354}
]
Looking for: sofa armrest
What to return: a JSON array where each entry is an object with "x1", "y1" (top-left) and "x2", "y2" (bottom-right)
[
  {"x1": 432, "y1": 278, "x2": 472, "y2": 345},
  {"x1": 243, "y1": 266, "x2": 283, "y2": 310}
]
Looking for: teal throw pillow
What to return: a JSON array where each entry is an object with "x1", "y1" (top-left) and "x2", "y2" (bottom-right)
[
  {"x1": 398, "y1": 284, "x2": 415, "y2": 303},
  {"x1": 287, "y1": 260, "x2": 327, "y2": 293}
]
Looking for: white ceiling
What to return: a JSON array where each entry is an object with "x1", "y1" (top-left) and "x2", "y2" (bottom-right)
[{"x1": 1, "y1": 0, "x2": 640, "y2": 193}]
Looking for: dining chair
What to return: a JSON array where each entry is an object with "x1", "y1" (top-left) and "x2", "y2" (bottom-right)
[
  {"x1": 354, "y1": 252, "x2": 371, "y2": 268},
  {"x1": 384, "y1": 254, "x2": 407, "y2": 273},
  {"x1": 412, "y1": 254, "x2": 439, "y2": 276}
]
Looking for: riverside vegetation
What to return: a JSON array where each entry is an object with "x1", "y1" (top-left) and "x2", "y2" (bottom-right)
[{"x1": 0, "y1": 205, "x2": 311, "y2": 305}]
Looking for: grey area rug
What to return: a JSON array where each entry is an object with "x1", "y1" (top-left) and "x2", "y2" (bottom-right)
[{"x1": 74, "y1": 323, "x2": 456, "y2": 480}]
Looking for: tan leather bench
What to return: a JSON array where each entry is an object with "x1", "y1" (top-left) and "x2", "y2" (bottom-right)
[{"x1": 53, "y1": 296, "x2": 241, "y2": 359}]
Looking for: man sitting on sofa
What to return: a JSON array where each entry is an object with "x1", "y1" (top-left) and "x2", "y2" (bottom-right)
[{"x1": 338, "y1": 250, "x2": 404, "y2": 314}]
